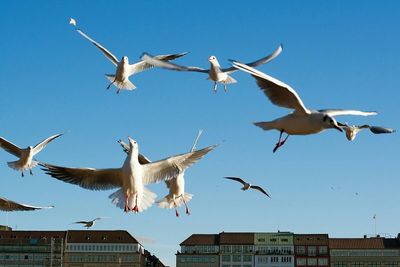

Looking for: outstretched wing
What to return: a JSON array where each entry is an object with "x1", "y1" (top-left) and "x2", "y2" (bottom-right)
[
  {"x1": 222, "y1": 44, "x2": 283, "y2": 73},
  {"x1": 142, "y1": 145, "x2": 217, "y2": 185},
  {"x1": 190, "y1": 130, "x2": 203, "y2": 152},
  {"x1": 318, "y1": 109, "x2": 377, "y2": 117},
  {"x1": 250, "y1": 185, "x2": 271, "y2": 198},
  {"x1": 0, "y1": 137, "x2": 22, "y2": 157},
  {"x1": 76, "y1": 29, "x2": 119, "y2": 66},
  {"x1": 224, "y1": 176, "x2": 247, "y2": 186},
  {"x1": 40, "y1": 162, "x2": 123, "y2": 190},
  {"x1": 0, "y1": 197, "x2": 54, "y2": 211},
  {"x1": 32, "y1": 133, "x2": 63, "y2": 155},
  {"x1": 232, "y1": 61, "x2": 309, "y2": 114},
  {"x1": 141, "y1": 53, "x2": 209, "y2": 73},
  {"x1": 127, "y1": 52, "x2": 189, "y2": 75},
  {"x1": 368, "y1": 126, "x2": 396, "y2": 134}
]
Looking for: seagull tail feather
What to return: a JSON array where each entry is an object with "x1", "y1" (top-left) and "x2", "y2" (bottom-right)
[
  {"x1": 138, "y1": 187, "x2": 157, "y2": 212},
  {"x1": 156, "y1": 193, "x2": 193, "y2": 209},
  {"x1": 105, "y1": 75, "x2": 136, "y2": 90},
  {"x1": 225, "y1": 75, "x2": 237, "y2": 84},
  {"x1": 109, "y1": 188, "x2": 125, "y2": 210},
  {"x1": 254, "y1": 121, "x2": 276, "y2": 131}
]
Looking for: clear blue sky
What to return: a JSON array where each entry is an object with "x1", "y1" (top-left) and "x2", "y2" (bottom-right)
[{"x1": 0, "y1": 1, "x2": 399, "y2": 266}]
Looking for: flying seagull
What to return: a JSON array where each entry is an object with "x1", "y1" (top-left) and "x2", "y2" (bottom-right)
[
  {"x1": 231, "y1": 61, "x2": 377, "y2": 152},
  {"x1": 224, "y1": 177, "x2": 270, "y2": 197},
  {"x1": 118, "y1": 130, "x2": 203, "y2": 217},
  {"x1": 73, "y1": 217, "x2": 109, "y2": 229},
  {"x1": 40, "y1": 137, "x2": 216, "y2": 213},
  {"x1": 0, "y1": 134, "x2": 63, "y2": 177},
  {"x1": 74, "y1": 27, "x2": 187, "y2": 93},
  {"x1": 338, "y1": 123, "x2": 395, "y2": 141},
  {"x1": 0, "y1": 197, "x2": 54, "y2": 212},
  {"x1": 69, "y1": 18, "x2": 76, "y2": 26},
  {"x1": 141, "y1": 44, "x2": 282, "y2": 94}
]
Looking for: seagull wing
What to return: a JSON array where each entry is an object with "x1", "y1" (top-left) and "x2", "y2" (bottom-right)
[
  {"x1": 32, "y1": 133, "x2": 63, "y2": 155},
  {"x1": 190, "y1": 130, "x2": 203, "y2": 152},
  {"x1": 250, "y1": 185, "x2": 271, "y2": 198},
  {"x1": 76, "y1": 29, "x2": 119, "y2": 66},
  {"x1": 222, "y1": 44, "x2": 283, "y2": 73},
  {"x1": 368, "y1": 126, "x2": 396, "y2": 134},
  {"x1": 74, "y1": 221, "x2": 88, "y2": 224},
  {"x1": 0, "y1": 137, "x2": 22, "y2": 157},
  {"x1": 118, "y1": 140, "x2": 151, "y2": 164},
  {"x1": 0, "y1": 197, "x2": 54, "y2": 211},
  {"x1": 40, "y1": 163, "x2": 123, "y2": 190},
  {"x1": 127, "y1": 52, "x2": 189, "y2": 76},
  {"x1": 141, "y1": 53, "x2": 209, "y2": 73},
  {"x1": 232, "y1": 61, "x2": 309, "y2": 114},
  {"x1": 224, "y1": 176, "x2": 247, "y2": 186},
  {"x1": 142, "y1": 145, "x2": 216, "y2": 185},
  {"x1": 318, "y1": 109, "x2": 377, "y2": 117}
]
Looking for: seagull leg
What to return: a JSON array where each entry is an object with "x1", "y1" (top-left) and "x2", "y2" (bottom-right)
[
  {"x1": 173, "y1": 196, "x2": 179, "y2": 217},
  {"x1": 124, "y1": 194, "x2": 130, "y2": 213},
  {"x1": 29, "y1": 168, "x2": 33, "y2": 176},
  {"x1": 273, "y1": 130, "x2": 290, "y2": 153},
  {"x1": 133, "y1": 195, "x2": 139, "y2": 213},
  {"x1": 106, "y1": 78, "x2": 116, "y2": 90},
  {"x1": 213, "y1": 82, "x2": 217, "y2": 94},
  {"x1": 224, "y1": 82, "x2": 228, "y2": 93},
  {"x1": 21, "y1": 171, "x2": 24, "y2": 177},
  {"x1": 181, "y1": 195, "x2": 190, "y2": 215}
]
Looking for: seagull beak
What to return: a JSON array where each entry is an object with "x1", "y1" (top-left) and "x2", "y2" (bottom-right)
[{"x1": 334, "y1": 124, "x2": 343, "y2": 132}]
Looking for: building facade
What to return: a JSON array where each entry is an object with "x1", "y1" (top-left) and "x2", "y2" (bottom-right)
[
  {"x1": 220, "y1": 232, "x2": 255, "y2": 267},
  {"x1": 254, "y1": 232, "x2": 294, "y2": 267},
  {"x1": 177, "y1": 234, "x2": 220, "y2": 267},
  {"x1": 293, "y1": 234, "x2": 329, "y2": 267}
]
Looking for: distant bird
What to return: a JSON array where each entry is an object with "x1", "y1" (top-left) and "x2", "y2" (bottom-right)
[
  {"x1": 118, "y1": 131, "x2": 203, "y2": 217},
  {"x1": 73, "y1": 217, "x2": 109, "y2": 229},
  {"x1": 231, "y1": 61, "x2": 377, "y2": 152},
  {"x1": 339, "y1": 123, "x2": 395, "y2": 141},
  {"x1": 69, "y1": 18, "x2": 76, "y2": 26},
  {"x1": 40, "y1": 137, "x2": 216, "y2": 213},
  {"x1": 74, "y1": 27, "x2": 187, "y2": 93},
  {"x1": 141, "y1": 44, "x2": 282, "y2": 94},
  {"x1": 0, "y1": 197, "x2": 54, "y2": 212},
  {"x1": 0, "y1": 134, "x2": 63, "y2": 177},
  {"x1": 224, "y1": 177, "x2": 270, "y2": 197}
]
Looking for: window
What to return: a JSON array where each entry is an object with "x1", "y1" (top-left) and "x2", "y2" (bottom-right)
[
  {"x1": 257, "y1": 256, "x2": 268, "y2": 263},
  {"x1": 281, "y1": 256, "x2": 291, "y2": 262},
  {"x1": 297, "y1": 258, "x2": 307, "y2": 266},
  {"x1": 221, "y1": 245, "x2": 231, "y2": 253},
  {"x1": 271, "y1": 256, "x2": 279, "y2": 263},
  {"x1": 243, "y1": 255, "x2": 252, "y2": 262},
  {"x1": 308, "y1": 246, "x2": 317, "y2": 256},
  {"x1": 232, "y1": 245, "x2": 242, "y2": 253},
  {"x1": 318, "y1": 258, "x2": 328, "y2": 266},
  {"x1": 333, "y1": 263, "x2": 348, "y2": 267},
  {"x1": 222, "y1": 255, "x2": 231, "y2": 262},
  {"x1": 232, "y1": 255, "x2": 241, "y2": 262},
  {"x1": 308, "y1": 258, "x2": 317, "y2": 266},
  {"x1": 296, "y1": 246, "x2": 306, "y2": 254},
  {"x1": 319, "y1": 246, "x2": 328, "y2": 255}
]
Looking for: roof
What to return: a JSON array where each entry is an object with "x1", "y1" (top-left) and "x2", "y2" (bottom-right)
[
  {"x1": 294, "y1": 234, "x2": 329, "y2": 245},
  {"x1": 180, "y1": 234, "x2": 219, "y2": 245},
  {"x1": 219, "y1": 232, "x2": 254, "y2": 245},
  {"x1": 329, "y1": 238, "x2": 400, "y2": 249},
  {"x1": 66, "y1": 230, "x2": 139, "y2": 244},
  {"x1": 0, "y1": 230, "x2": 66, "y2": 240}
]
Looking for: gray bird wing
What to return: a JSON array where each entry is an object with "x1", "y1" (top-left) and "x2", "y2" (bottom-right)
[
  {"x1": 142, "y1": 145, "x2": 217, "y2": 185},
  {"x1": 250, "y1": 185, "x2": 271, "y2": 198},
  {"x1": 232, "y1": 61, "x2": 309, "y2": 114},
  {"x1": 32, "y1": 133, "x2": 63, "y2": 155},
  {"x1": 0, "y1": 197, "x2": 54, "y2": 211},
  {"x1": 127, "y1": 52, "x2": 189, "y2": 76},
  {"x1": 40, "y1": 162, "x2": 123, "y2": 190},
  {"x1": 76, "y1": 29, "x2": 119, "y2": 66},
  {"x1": 368, "y1": 126, "x2": 396, "y2": 134},
  {"x1": 190, "y1": 130, "x2": 203, "y2": 152},
  {"x1": 318, "y1": 109, "x2": 377, "y2": 117},
  {"x1": 0, "y1": 137, "x2": 22, "y2": 157},
  {"x1": 224, "y1": 176, "x2": 247, "y2": 186},
  {"x1": 141, "y1": 53, "x2": 209, "y2": 73},
  {"x1": 222, "y1": 44, "x2": 283, "y2": 73}
]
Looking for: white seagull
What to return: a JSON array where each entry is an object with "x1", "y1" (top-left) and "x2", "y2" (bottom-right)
[
  {"x1": 40, "y1": 137, "x2": 216, "y2": 213},
  {"x1": 0, "y1": 134, "x2": 63, "y2": 177},
  {"x1": 73, "y1": 217, "x2": 110, "y2": 229},
  {"x1": 224, "y1": 177, "x2": 270, "y2": 198},
  {"x1": 0, "y1": 196, "x2": 54, "y2": 212},
  {"x1": 231, "y1": 61, "x2": 377, "y2": 152},
  {"x1": 118, "y1": 130, "x2": 203, "y2": 217},
  {"x1": 141, "y1": 44, "x2": 282, "y2": 94},
  {"x1": 339, "y1": 123, "x2": 395, "y2": 141},
  {"x1": 74, "y1": 28, "x2": 187, "y2": 94},
  {"x1": 69, "y1": 18, "x2": 76, "y2": 26}
]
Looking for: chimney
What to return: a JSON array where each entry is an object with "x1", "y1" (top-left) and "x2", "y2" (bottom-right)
[
  {"x1": 363, "y1": 235, "x2": 367, "y2": 239},
  {"x1": 397, "y1": 233, "x2": 400, "y2": 240}
]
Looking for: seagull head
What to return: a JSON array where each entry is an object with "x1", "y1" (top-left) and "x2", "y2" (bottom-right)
[
  {"x1": 323, "y1": 115, "x2": 343, "y2": 132},
  {"x1": 128, "y1": 136, "x2": 138, "y2": 151},
  {"x1": 122, "y1": 56, "x2": 129, "y2": 63},
  {"x1": 28, "y1": 146, "x2": 33, "y2": 151},
  {"x1": 208, "y1": 55, "x2": 219, "y2": 65}
]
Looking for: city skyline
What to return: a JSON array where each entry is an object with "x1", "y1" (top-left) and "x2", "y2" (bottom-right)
[{"x1": 0, "y1": 1, "x2": 399, "y2": 266}]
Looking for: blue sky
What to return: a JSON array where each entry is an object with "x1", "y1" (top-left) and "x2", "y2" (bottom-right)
[{"x1": 0, "y1": 1, "x2": 399, "y2": 266}]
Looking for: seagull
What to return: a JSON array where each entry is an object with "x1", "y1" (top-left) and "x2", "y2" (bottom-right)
[
  {"x1": 231, "y1": 61, "x2": 377, "y2": 152},
  {"x1": 69, "y1": 18, "x2": 76, "y2": 26},
  {"x1": 74, "y1": 28, "x2": 187, "y2": 94},
  {"x1": 40, "y1": 137, "x2": 216, "y2": 213},
  {"x1": 141, "y1": 44, "x2": 282, "y2": 94},
  {"x1": 73, "y1": 217, "x2": 109, "y2": 229},
  {"x1": 0, "y1": 197, "x2": 54, "y2": 212},
  {"x1": 0, "y1": 134, "x2": 63, "y2": 177},
  {"x1": 118, "y1": 131, "x2": 203, "y2": 217},
  {"x1": 339, "y1": 123, "x2": 395, "y2": 141},
  {"x1": 224, "y1": 177, "x2": 270, "y2": 197}
]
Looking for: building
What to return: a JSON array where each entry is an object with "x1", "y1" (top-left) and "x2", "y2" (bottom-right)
[
  {"x1": 254, "y1": 232, "x2": 294, "y2": 267},
  {"x1": 293, "y1": 234, "x2": 329, "y2": 267},
  {"x1": 220, "y1": 232, "x2": 254, "y2": 267},
  {"x1": 0, "y1": 229, "x2": 164, "y2": 267},
  {"x1": 329, "y1": 235, "x2": 400, "y2": 267},
  {"x1": 177, "y1": 234, "x2": 219, "y2": 267}
]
